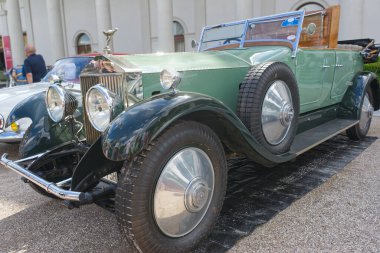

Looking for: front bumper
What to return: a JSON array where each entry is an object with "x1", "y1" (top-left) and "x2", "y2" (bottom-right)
[
  {"x1": 0, "y1": 130, "x2": 25, "y2": 143},
  {"x1": 0, "y1": 153, "x2": 92, "y2": 202}
]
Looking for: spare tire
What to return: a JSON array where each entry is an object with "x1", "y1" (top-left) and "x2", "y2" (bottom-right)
[{"x1": 237, "y1": 62, "x2": 300, "y2": 154}]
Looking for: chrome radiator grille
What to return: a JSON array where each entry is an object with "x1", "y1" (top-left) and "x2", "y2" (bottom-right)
[{"x1": 80, "y1": 74, "x2": 125, "y2": 144}]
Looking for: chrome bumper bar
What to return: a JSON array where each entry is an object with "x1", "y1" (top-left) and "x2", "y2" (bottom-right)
[
  {"x1": 0, "y1": 130, "x2": 25, "y2": 143},
  {"x1": 0, "y1": 153, "x2": 91, "y2": 202}
]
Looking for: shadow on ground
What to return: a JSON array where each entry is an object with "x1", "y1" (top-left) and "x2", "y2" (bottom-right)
[
  {"x1": 194, "y1": 135, "x2": 376, "y2": 252},
  {"x1": 0, "y1": 136, "x2": 376, "y2": 253}
]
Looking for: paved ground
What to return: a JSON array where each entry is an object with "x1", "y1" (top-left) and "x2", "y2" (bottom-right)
[{"x1": 0, "y1": 118, "x2": 379, "y2": 253}]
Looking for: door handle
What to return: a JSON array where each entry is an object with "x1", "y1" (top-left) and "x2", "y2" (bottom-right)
[
  {"x1": 335, "y1": 64, "x2": 344, "y2": 67},
  {"x1": 321, "y1": 65, "x2": 330, "y2": 68}
]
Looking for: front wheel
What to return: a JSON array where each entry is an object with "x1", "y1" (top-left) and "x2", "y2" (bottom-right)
[{"x1": 115, "y1": 121, "x2": 227, "y2": 253}]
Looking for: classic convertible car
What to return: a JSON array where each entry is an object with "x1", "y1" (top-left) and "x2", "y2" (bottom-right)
[
  {"x1": 1, "y1": 6, "x2": 379, "y2": 253},
  {"x1": 0, "y1": 56, "x2": 94, "y2": 143}
]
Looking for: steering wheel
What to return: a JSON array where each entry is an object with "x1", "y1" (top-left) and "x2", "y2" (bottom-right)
[{"x1": 223, "y1": 38, "x2": 241, "y2": 45}]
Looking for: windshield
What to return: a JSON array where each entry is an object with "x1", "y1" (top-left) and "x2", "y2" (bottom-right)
[
  {"x1": 199, "y1": 10, "x2": 305, "y2": 53},
  {"x1": 42, "y1": 57, "x2": 93, "y2": 83},
  {"x1": 200, "y1": 22, "x2": 246, "y2": 51}
]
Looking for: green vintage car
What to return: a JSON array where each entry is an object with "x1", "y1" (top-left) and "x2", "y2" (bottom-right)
[{"x1": 1, "y1": 6, "x2": 379, "y2": 253}]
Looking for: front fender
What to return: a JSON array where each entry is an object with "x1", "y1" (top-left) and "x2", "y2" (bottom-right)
[
  {"x1": 339, "y1": 71, "x2": 380, "y2": 119},
  {"x1": 7, "y1": 91, "x2": 84, "y2": 158},
  {"x1": 6, "y1": 91, "x2": 47, "y2": 128},
  {"x1": 102, "y1": 92, "x2": 297, "y2": 167}
]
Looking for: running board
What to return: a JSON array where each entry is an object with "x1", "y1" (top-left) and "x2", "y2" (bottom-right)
[{"x1": 290, "y1": 119, "x2": 359, "y2": 156}]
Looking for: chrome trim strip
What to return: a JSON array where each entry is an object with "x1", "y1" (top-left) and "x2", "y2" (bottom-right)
[
  {"x1": 56, "y1": 178, "x2": 72, "y2": 187},
  {"x1": 14, "y1": 152, "x2": 46, "y2": 163},
  {"x1": 0, "y1": 154, "x2": 83, "y2": 202}
]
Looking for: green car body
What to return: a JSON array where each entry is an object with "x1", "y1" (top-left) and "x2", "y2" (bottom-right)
[{"x1": 2, "y1": 8, "x2": 379, "y2": 253}]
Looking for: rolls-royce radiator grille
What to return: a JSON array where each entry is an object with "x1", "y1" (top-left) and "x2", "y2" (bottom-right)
[{"x1": 80, "y1": 74, "x2": 124, "y2": 144}]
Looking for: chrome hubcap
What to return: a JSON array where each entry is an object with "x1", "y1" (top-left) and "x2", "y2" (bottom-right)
[
  {"x1": 359, "y1": 93, "x2": 374, "y2": 131},
  {"x1": 154, "y1": 148, "x2": 214, "y2": 237},
  {"x1": 280, "y1": 103, "x2": 294, "y2": 126},
  {"x1": 262, "y1": 80, "x2": 294, "y2": 145},
  {"x1": 185, "y1": 177, "x2": 209, "y2": 213}
]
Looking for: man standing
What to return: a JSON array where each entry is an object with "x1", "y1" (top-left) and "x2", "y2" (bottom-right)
[{"x1": 23, "y1": 44, "x2": 47, "y2": 83}]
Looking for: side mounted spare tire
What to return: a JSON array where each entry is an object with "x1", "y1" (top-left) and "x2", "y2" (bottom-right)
[{"x1": 237, "y1": 62, "x2": 300, "y2": 154}]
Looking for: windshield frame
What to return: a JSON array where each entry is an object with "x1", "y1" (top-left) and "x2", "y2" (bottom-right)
[
  {"x1": 198, "y1": 10, "x2": 305, "y2": 57},
  {"x1": 42, "y1": 56, "x2": 93, "y2": 83}
]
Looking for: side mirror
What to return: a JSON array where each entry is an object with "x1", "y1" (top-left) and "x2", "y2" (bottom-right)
[{"x1": 191, "y1": 40, "x2": 198, "y2": 49}]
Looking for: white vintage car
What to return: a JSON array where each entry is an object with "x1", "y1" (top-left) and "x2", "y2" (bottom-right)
[{"x1": 0, "y1": 56, "x2": 94, "y2": 143}]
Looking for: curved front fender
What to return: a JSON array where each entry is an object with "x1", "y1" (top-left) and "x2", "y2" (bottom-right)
[
  {"x1": 339, "y1": 71, "x2": 380, "y2": 119},
  {"x1": 6, "y1": 91, "x2": 47, "y2": 128},
  {"x1": 102, "y1": 92, "x2": 297, "y2": 167},
  {"x1": 7, "y1": 91, "x2": 84, "y2": 158}
]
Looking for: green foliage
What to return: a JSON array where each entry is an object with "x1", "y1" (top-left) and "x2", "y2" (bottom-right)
[
  {"x1": 364, "y1": 58, "x2": 380, "y2": 76},
  {"x1": 0, "y1": 70, "x2": 8, "y2": 82}
]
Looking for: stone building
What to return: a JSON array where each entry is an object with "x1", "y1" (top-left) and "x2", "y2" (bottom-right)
[{"x1": 0, "y1": 0, "x2": 378, "y2": 67}]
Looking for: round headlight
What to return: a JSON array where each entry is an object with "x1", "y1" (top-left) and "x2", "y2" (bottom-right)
[
  {"x1": 86, "y1": 85, "x2": 114, "y2": 132},
  {"x1": 46, "y1": 84, "x2": 78, "y2": 123},
  {"x1": 46, "y1": 84, "x2": 65, "y2": 122},
  {"x1": 160, "y1": 69, "x2": 181, "y2": 90},
  {"x1": 0, "y1": 114, "x2": 4, "y2": 130}
]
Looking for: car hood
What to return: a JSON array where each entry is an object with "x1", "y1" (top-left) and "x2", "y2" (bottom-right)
[
  {"x1": 0, "y1": 82, "x2": 50, "y2": 120},
  {"x1": 107, "y1": 46, "x2": 292, "y2": 74}
]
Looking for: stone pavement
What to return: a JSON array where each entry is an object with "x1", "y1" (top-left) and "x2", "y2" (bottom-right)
[{"x1": 0, "y1": 118, "x2": 379, "y2": 253}]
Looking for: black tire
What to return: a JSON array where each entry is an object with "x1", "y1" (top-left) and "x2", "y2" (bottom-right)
[
  {"x1": 115, "y1": 121, "x2": 227, "y2": 253},
  {"x1": 237, "y1": 62, "x2": 300, "y2": 154},
  {"x1": 346, "y1": 87, "x2": 374, "y2": 140}
]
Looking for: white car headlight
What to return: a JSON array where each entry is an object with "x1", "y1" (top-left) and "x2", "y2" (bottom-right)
[
  {"x1": 86, "y1": 85, "x2": 122, "y2": 132},
  {"x1": 160, "y1": 69, "x2": 181, "y2": 90},
  {"x1": 46, "y1": 84, "x2": 78, "y2": 123},
  {"x1": 0, "y1": 114, "x2": 4, "y2": 130}
]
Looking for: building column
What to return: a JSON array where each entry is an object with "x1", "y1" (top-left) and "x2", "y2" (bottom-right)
[
  {"x1": 339, "y1": 0, "x2": 363, "y2": 40},
  {"x1": 0, "y1": 6, "x2": 8, "y2": 36},
  {"x1": 236, "y1": 0, "x2": 253, "y2": 20},
  {"x1": 24, "y1": 0, "x2": 35, "y2": 45},
  {"x1": 46, "y1": 0, "x2": 65, "y2": 60},
  {"x1": 95, "y1": 0, "x2": 112, "y2": 52},
  {"x1": 261, "y1": 0, "x2": 276, "y2": 15},
  {"x1": 194, "y1": 0, "x2": 206, "y2": 42},
  {"x1": 156, "y1": 0, "x2": 174, "y2": 52},
  {"x1": 6, "y1": 0, "x2": 24, "y2": 65},
  {"x1": 252, "y1": 0, "x2": 262, "y2": 17}
]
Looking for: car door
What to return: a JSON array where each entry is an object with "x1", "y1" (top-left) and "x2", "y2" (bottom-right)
[
  {"x1": 296, "y1": 49, "x2": 335, "y2": 113},
  {"x1": 331, "y1": 50, "x2": 355, "y2": 102}
]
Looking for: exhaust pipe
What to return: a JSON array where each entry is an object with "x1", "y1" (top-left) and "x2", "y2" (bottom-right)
[{"x1": 1, "y1": 153, "x2": 92, "y2": 203}]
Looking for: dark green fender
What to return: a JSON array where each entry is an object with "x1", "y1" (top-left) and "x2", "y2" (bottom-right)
[
  {"x1": 101, "y1": 92, "x2": 297, "y2": 167},
  {"x1": 6, "y1": 91, "x2": 84, "y2": 158},
  {"x1": 339, "y1": 71, "x2": 380, "y2": 119}
]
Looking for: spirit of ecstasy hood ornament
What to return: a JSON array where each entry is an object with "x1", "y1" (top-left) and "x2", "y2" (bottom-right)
[{"x1": 103, "y1": 28, "x2": 118, "y2": 54}]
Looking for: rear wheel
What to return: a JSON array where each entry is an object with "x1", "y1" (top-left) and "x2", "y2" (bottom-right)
[
  {"x1": 115, "y1": 121, "x2": 227, "y2": 253},
  {"x1": 346, "y1": 88, "x2": 374, "y2": 140}
]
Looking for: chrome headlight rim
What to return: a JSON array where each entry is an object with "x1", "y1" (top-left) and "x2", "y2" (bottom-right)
[
  {"x1": 160, "y1": 69, "x2": 181, "y2": 90},
  {"x1": 85, "y1": 84, "x2": 114, "y2": 132},
  {"x1": 0, "y1": 114, "x2": 4, "y2": 130},
  {"x1": 46, "y1": 84, "x2": 66, "y2": 123}
]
